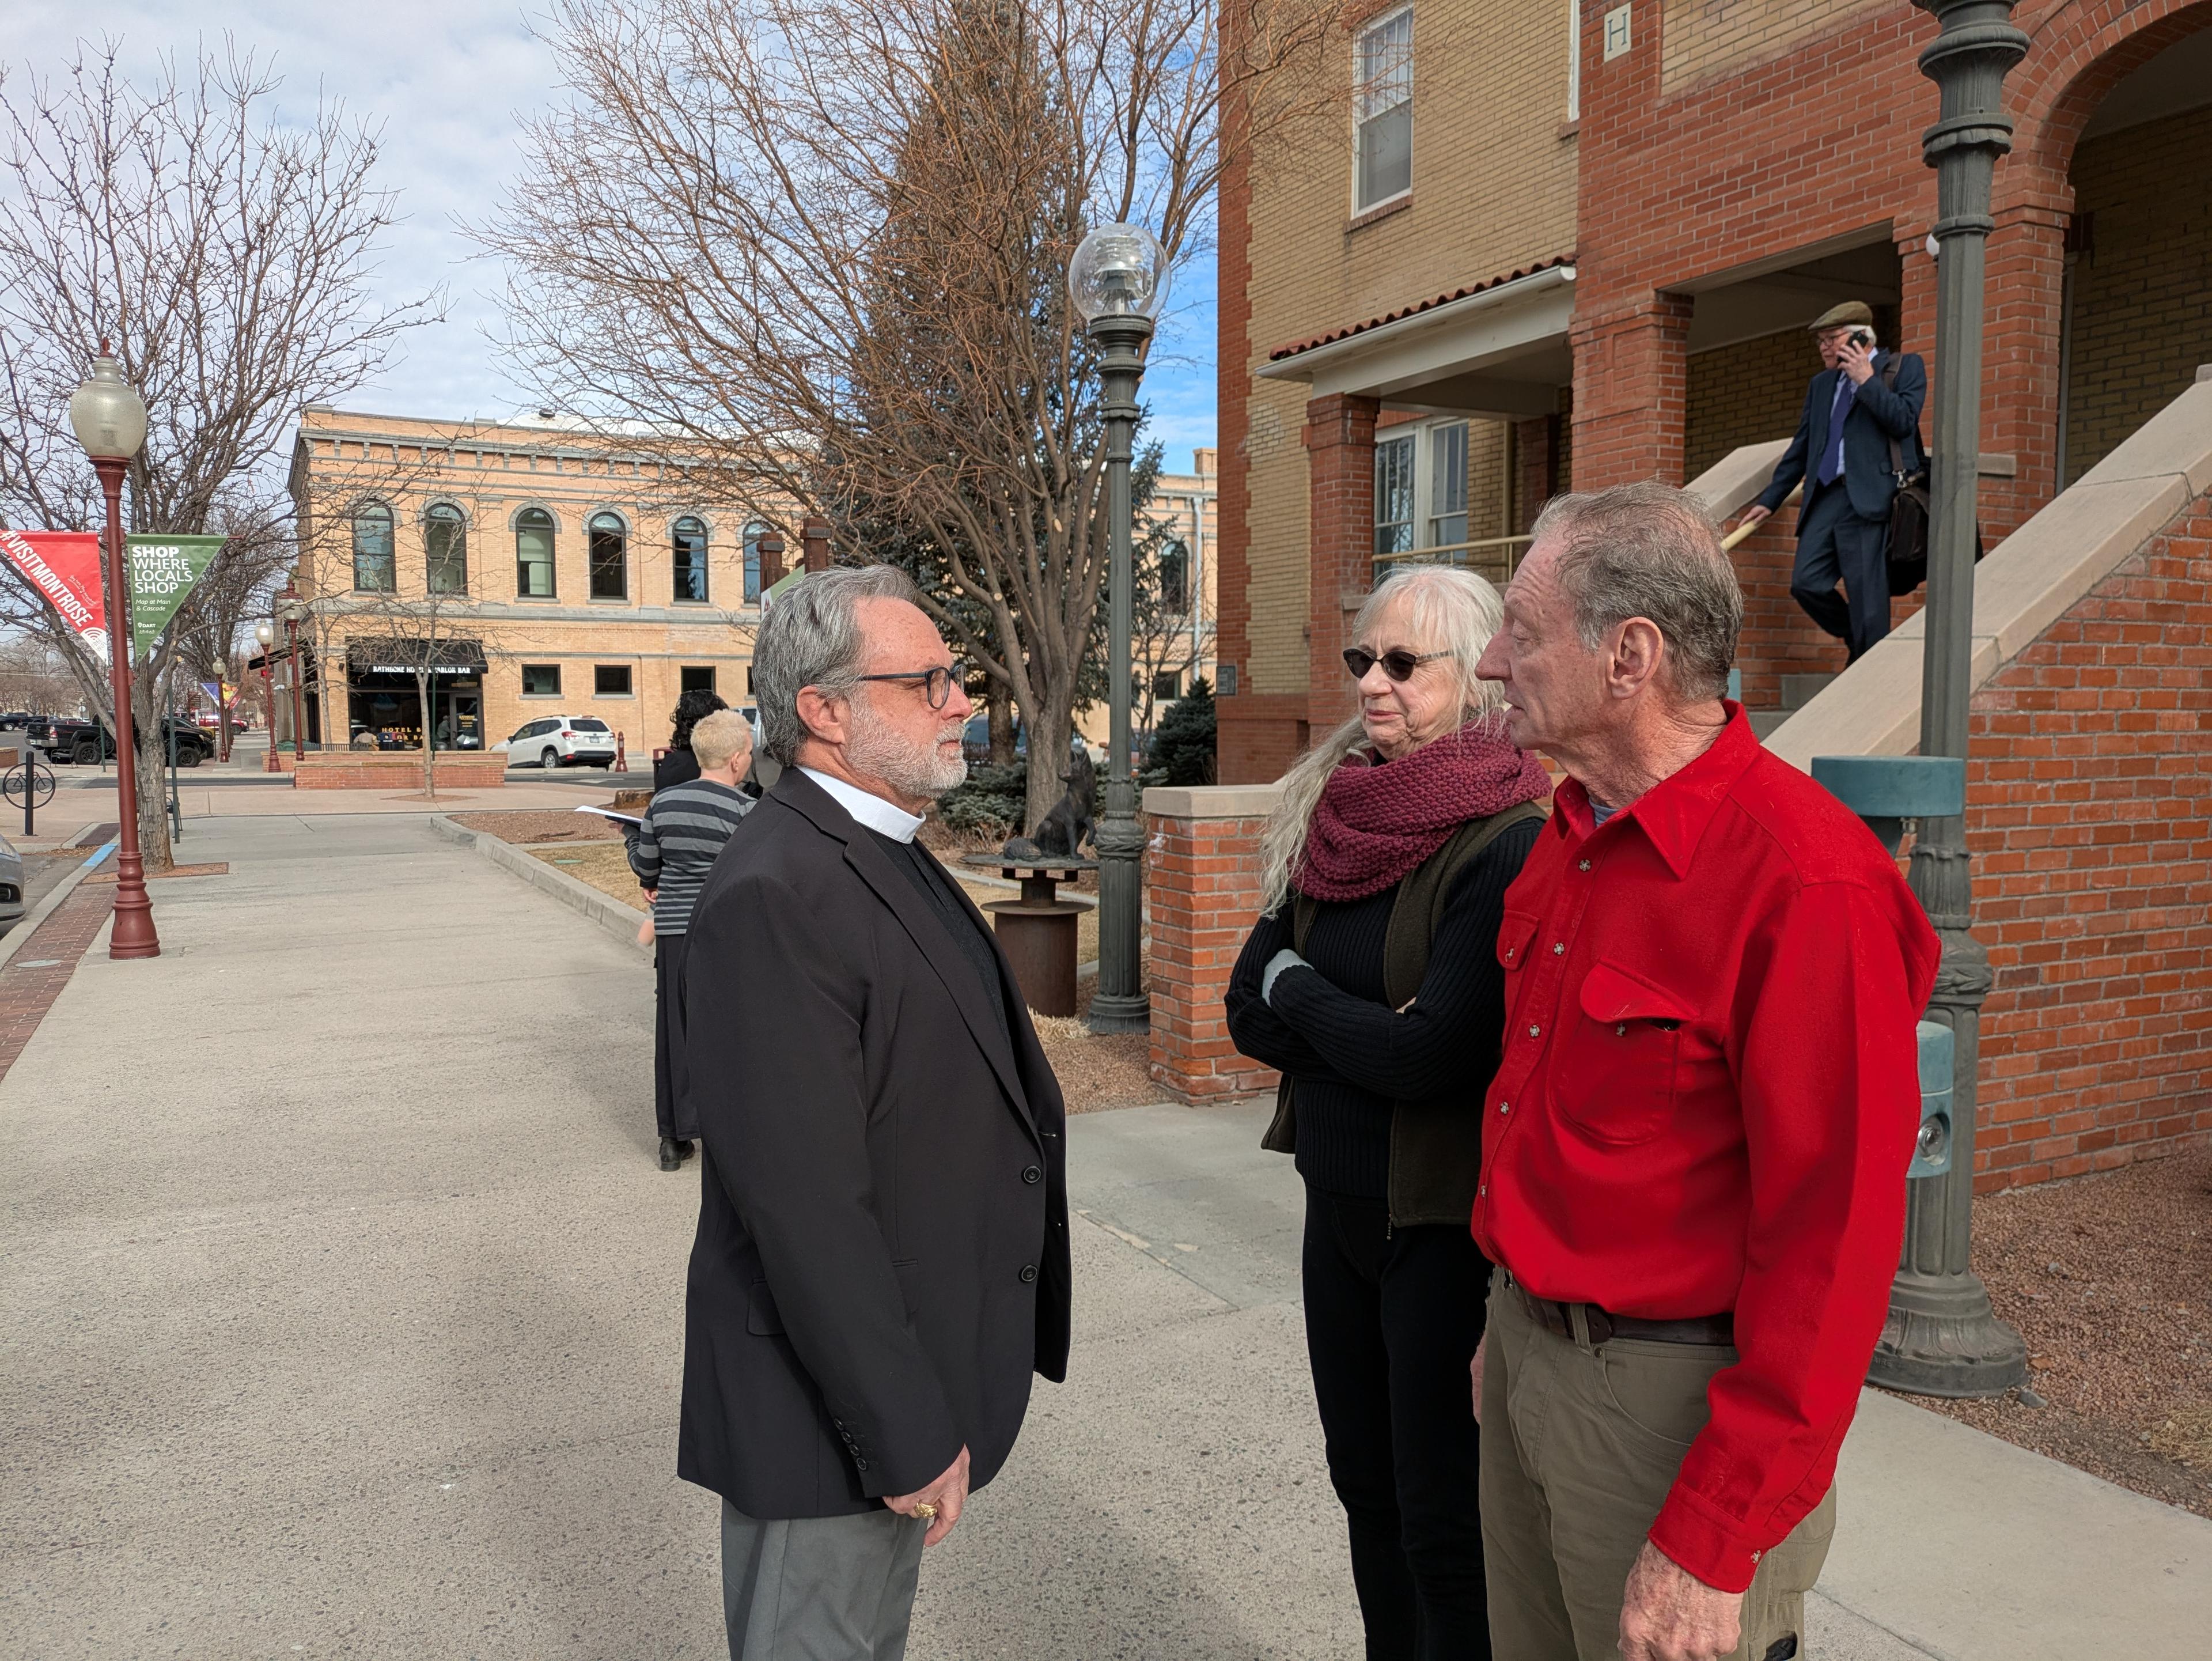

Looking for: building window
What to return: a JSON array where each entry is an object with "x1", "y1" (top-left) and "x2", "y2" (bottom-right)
[
  {"x1": 1152, "y1": 669, "x2": 1181, "y2": 702},
  {"x1": 1354, "y1": 7, "x2": 1413, "y2": 212},
  {"x1": 1160, "y1": 539, "x2": 1190, "y2": 613},
  {"x1": 1428, "y1": 422, "x2": 1468, "y2": 550},
  {"x1": 1374, "y1": 432, "x2": 1417, "y2": 561},
  {"x1": 425, "y1": 504, "x2": 468, "y2": 595},
  {"x1": 588, "y1": 512, "x2": 627, "y2": 600},
  {"x1": 672, "y1": 516, "x2": 709, "y2": 603},
  {"x1": 593, "y1": 664, "x2": 633, "y2": 696},
  {"x1": 743, "y1": 520, "x2": 768, "y2": 604},
  {"x1": 516, "y1": 508, "x2": 556, "y2": 597},
  {"x1": 352, "y1": 502, "x2": 395, "y2": 592},
  {"x1": 521, "y1": 663, "x2": 562, "y2": 696},
  {"x1": 680, "y1": 664, "x2": 717, "y2": 694}
]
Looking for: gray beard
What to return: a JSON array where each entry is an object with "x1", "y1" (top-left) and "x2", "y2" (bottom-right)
[{"x1": 846, "y1": 701, "x2": 968, "y2": 803}]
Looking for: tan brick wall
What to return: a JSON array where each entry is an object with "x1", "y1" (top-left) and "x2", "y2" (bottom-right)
[
  {"x1": 1967, "y1": 491, "x2": 2212, "y2": 1190},
  {"x1": 1684, "y1": 329, "x2": 1820, "y2": 482},
  {"x1": 1237, "y1": 0, "x2": 1580, "y2": 707},
  {"x1": 2062, "y1": 101, "x2": 2212, "y2": 485},
  {"x1": 1660, "y1": 0, "x2": 1891, "y2": 94},
  {"x1": 290, "y1": 408, "x2": 774, "y2": 757}
]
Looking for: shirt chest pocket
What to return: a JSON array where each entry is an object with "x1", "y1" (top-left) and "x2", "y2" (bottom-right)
[
  {"x1": 1495, "y1": 909, "x2": 1540, "y2": 1000},
  {"x1": 1553, "y1": 960, "x2": 1694, "y2": 1147}
]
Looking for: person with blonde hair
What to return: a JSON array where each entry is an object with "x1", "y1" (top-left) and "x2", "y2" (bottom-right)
[{"x1": 1225, "y1": 562, "x2": 1550, "y2": 1659}]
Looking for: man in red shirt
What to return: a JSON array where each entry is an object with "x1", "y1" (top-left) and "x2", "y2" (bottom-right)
[{"x1": 1467, "y1": 480, "x2": 1938, "y2": 1661}]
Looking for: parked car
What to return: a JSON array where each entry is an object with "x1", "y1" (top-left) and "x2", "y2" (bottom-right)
[
  {"x1": 494, "y1": 715, "x2": 618, "y2": 769},
  {"x1": 0, "y1": 828, "x2": 21, "y2": 940},
  {"x1": 27, "y1": 716, "x2": 216, "y2": 767}
]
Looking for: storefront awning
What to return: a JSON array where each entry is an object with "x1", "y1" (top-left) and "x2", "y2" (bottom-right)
[{"x1": 346, "y1": 636, "x2": 488, "y2": 677}]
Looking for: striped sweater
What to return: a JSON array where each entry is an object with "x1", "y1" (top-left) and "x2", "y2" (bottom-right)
[{"x1": 627, "y1": 778, "x2": 753, "y2": 933}]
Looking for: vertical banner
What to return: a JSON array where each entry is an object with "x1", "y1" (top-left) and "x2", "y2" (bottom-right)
[
  {"x1": 126, "y1": 534, "x2": 225, "y2": 659},
  {"x1": 0, "y1": 528, "x2": 109, "y2": 660}
]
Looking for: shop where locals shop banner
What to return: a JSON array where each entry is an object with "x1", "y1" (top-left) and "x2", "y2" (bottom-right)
[
  {"x1": 0, "y1": 528, "x2": 109, "y2": 660},
  {"x1": 126, "y1": 534, "x2": 225, "y2": 659}
]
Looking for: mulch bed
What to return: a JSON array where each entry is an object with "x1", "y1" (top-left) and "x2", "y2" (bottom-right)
[
  {"x1": 1032, "y1": 1012, "x2": 1160, "y2": 1114},
  {"x1": 451, "y1": 809, "x2": 623, "y2": 845},
  {"x1": 1918, "y1": 1143, "x2": 2212, "y2": 1518}
]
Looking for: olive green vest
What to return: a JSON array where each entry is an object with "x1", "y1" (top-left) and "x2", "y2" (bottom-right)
[{"x1": 1260, "y1": 799, "x2": 1548, "y2": 1228}]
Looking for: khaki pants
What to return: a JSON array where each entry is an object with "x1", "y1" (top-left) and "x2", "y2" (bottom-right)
[{"x1": 1479, "y1": 1281, "x2": 1835, "y2": 1661}]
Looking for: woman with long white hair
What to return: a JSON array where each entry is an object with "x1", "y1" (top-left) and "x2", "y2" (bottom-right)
[{"x1": 1225, "y1": 563, "x2": 1550, "y2": 1659}]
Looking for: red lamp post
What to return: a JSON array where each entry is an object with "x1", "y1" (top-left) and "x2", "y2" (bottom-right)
[
  {"x1": 69, "y1": 347, "x2": 159, "y2": 959},
  {"x1": 277, "y1": 584, "x2": 310, "y2": 761}
]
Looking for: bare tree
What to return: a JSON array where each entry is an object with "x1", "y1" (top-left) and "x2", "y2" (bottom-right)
[
  {"x1": 0, "y1": 41, "x2": 441, "y2": 864},
  {"x1": 0, "y1": 631, "x2": 79, "y2": 714},
  {"x1": 481, "y1": 0, "x2": 1344, "y2": 822}
]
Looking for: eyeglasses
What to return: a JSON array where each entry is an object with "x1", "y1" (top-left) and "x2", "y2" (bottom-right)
[
  {"x1": 1343, "y1": 646, "x2": 1450, "y2": 683},
  {"x1": 855, "y1": 665, "x2": 957, "y2": 709}
]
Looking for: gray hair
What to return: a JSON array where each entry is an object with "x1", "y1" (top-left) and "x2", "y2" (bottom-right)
[
  {"x1": 1528, "y1": 481, "x2": 1741, "y2": 702},
  {"x1": 689, "y1": 707, "x2": 753, "y2": 771},
  {"x1": 1257, "y1": 564, "x2": 1509, "y2": 914},
  {"x1": 753, "y1": 564, "x2": 924, "y2": 765}
]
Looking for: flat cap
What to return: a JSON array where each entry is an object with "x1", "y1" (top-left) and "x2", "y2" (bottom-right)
[{"x1": 1809, "y1": 300, "x2": 1875, "y2": 331}]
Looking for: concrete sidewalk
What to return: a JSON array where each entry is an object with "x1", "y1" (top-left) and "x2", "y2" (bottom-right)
[{"x1": 2, "y1": 812, "x2": 2203, "y2": 1657}]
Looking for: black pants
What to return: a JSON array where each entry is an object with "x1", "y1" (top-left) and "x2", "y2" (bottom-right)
[
  {"x1": 654, "y1": 929, "x2": 697, "y2": 1141},
  {"x1": 1790, "y1": 480, "x2": 1892, "y2": 662},
  {"x1": 1302, "y1": 1185, "x2": 1493, "y2": 1660}
]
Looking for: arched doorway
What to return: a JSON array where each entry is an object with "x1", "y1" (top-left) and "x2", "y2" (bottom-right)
[{"x1": 2056, "y1": 25, "x2": 2212, "y2": 486}]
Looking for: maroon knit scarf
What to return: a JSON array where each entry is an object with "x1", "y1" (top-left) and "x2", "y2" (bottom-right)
[{"x1": 1296, "y1": 723, "x2": 1552, "y2": 902}]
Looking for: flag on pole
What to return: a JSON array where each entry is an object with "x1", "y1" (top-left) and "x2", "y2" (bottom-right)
[
  {"x1": 0, "y1": 528, "x2": 109, "y2": 660},
  {"x1": 126, "y1": 535, "x2": 225, "y2": 659}
]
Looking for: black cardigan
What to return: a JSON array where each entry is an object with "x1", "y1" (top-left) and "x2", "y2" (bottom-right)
[{"x1": 1224, "y1": 818, "x2": 1539, "y2": 1199}]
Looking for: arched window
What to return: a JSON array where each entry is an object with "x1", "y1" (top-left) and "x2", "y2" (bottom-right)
[
  {"x1": 743, "y1": 521, "x2": 768, "y2": 604},
  {"x1": 672, "y1": 516, "x2": 709, "y2": 603},
  {"x1": 1160, "y1": 539, "x2": 1190, "y2": 613},
  {"x1": 425, "y1": 504, "x2": 468, "y2": 595},
  {"x1": 588, "y1": 512, "x2": 628, "y2": 600},
  {"x1": 515, "y1": 508, "x2": 556, "y2": 597},
  {"x1": 352, "y1": 502, "x2": 395, "y2": 592}
]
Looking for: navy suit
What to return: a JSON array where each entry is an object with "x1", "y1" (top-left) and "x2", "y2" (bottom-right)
[{"x1": 1756, "y1": 351, "x2": 1926, "y2": 660}]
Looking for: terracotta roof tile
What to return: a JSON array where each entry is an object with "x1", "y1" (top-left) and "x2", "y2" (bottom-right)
[{"x1": 1266, "y1": 254, "x2": 1577, "y2": 363}]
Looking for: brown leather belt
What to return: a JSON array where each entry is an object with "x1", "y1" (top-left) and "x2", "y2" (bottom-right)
[{"x1": 1509, "y1": 1276, "x2": 1734, "y2": 1349}]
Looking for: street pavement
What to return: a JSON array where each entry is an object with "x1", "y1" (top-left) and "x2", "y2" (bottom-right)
[{"x1": 2, "y1": 812, "x2": 2205, "y2": 1658}]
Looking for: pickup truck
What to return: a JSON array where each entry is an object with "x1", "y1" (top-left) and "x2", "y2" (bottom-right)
[{"x1": 25, "y1": 716, "x2": 217, "y2": 768}]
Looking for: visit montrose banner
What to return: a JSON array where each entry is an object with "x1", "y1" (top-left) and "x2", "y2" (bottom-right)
[{"x1": 0, "y1": 528, "x2": 109, "y2": 661}]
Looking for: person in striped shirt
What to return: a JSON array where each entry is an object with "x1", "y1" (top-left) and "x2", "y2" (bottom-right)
[{"x1": 630, "y1": 708, "x2": 755, "y2": 1171}]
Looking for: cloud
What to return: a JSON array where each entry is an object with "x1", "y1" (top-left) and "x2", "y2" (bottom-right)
[{"x1": 1, "y1": 1, "x2": 1215, "y2": 454}]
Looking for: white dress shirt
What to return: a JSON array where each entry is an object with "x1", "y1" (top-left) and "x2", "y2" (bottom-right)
[{"x1": 797, "y1": 766, "x2": 926, "y2": 845}]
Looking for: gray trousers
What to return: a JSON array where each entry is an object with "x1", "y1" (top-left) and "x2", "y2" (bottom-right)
[{"x1": 721, "y1": 1500, "x2": 927, "y2": 1661}]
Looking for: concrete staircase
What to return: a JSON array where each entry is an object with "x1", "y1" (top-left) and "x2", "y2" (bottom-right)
[{"x1": 1687, "y1": 368, "x2": 2212, "y2": 767}]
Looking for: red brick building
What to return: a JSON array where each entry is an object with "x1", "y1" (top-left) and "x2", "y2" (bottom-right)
[{"x1": 1173, "y1": 1, "x2": 2212, "y2": 1186}]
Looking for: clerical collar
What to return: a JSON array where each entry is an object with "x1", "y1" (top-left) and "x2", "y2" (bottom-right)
[{"x1": 798, "y1": 767, "x2": 926, "y2": 844}]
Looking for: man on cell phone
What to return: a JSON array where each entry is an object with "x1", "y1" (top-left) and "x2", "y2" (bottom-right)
[{"x1": 1733, "y1": 301, "x2": 1925, "y2": 663}]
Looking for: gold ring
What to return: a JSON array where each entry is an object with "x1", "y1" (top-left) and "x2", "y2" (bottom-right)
[{"x1": 912, "y1": 1502, "x2": 937, "y2": 1522}]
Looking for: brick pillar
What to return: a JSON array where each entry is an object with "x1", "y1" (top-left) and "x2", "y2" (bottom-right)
[
  {"x1": 1304, "y1": 392, "x2": 1380, "y2": 734},
  {"x1": 1568, "y1": 295, "x2": 1693, "y2": 489},
  {"x1": 801, "y1": 514, "x2": 831, "y2": 573},
  {"x1": 1512, "y1": 415, "x2": 1556, "y2": 531},
  {"x1": 1143, "y1": 783, "x2": 1284, "y2": 1103},
  {"x1": 1980, "y1": 206, "x2": 2069, "y2": 542},
  {"x1": 756, "y1": 529, "x2": 786, "y2": 591}
]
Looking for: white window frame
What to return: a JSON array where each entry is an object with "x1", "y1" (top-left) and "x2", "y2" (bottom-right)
[
  {"x1": 1353, "y1": 5, "x2": 1414, "y2": 215},
  {"x1": 1374, "y1": 417, "x2": 1472, "y2": 572}
]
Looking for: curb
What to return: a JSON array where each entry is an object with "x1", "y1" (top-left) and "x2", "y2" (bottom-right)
[
  {"x1": 430, "y1": 815, "x2": 650, "y2": 955},
  {"x1": 0, "y1": 839, "x2": 119, "y2": 971}
]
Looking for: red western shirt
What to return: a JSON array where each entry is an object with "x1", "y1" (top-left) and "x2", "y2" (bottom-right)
[{"x1": 1475, "y1": 707, "x2": 1939, "y2": 1593}]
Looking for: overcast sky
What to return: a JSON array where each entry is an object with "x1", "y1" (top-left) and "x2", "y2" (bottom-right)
[{"x1": 1, "y1": 2, "x2": 1218, "y2": 472}]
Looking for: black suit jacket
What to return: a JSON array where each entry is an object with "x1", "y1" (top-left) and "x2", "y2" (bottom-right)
[
  {"x1": 1756, "y1": 351, "x2": 1927, "y2": 527},
  {"x1": 676, "y1": 767, "x2": 1071, "y2": 1520}
]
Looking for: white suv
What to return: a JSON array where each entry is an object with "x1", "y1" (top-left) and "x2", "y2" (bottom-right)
[{"x1": 499, "y1": 715, "x2": 618, "y2": 770}]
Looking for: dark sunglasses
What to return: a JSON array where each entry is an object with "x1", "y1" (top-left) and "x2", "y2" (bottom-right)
[
  {"x1": 855, "y1": 665, "x2": 957, "y2": 709},
  {"x1": 1343, "y1": 646, "x2": 1450, "y2": 683}
]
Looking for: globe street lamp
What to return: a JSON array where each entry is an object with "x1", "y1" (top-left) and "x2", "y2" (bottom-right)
[
  {"x1": 1069, "y1": 222, "x2": 1169, "y2": 1034},
  {"x1": 1866, "y1": 0, "x2": 2033, "y2": 1396},
  {"x1": 255, "y1": 621, "x2": 279, "y2": 773},
  {"x1": 68, "y1": 347, "x2": 160, "y2": 958}
]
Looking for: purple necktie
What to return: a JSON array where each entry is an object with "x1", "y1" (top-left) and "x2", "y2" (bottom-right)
[{"x1": 1817, "y1": 373, "x2": 1857, "y2": 487}]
